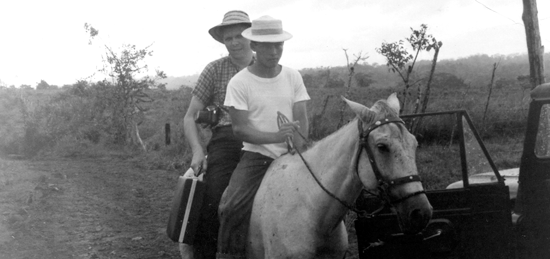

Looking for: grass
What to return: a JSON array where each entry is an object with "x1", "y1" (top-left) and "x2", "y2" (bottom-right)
[{"x1": 0, "y1": 84, "x2": 529, "y2": 180}]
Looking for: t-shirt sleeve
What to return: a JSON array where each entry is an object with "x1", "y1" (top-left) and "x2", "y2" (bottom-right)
[
  {"x1": 292, "y1": 69, "x2": 310, "y2": 103},
  {"x1": 224, "y1": 75, "x2": 249, "y2": 111}
]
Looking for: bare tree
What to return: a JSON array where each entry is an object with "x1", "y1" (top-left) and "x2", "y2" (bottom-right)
[{"x1": 337, "y1": 49, "x2": 369, "y2": 128}]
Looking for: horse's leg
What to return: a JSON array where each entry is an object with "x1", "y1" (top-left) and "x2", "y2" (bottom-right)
[{"x1": 318, "y1": 221, "x2": 348, "y2": 259}]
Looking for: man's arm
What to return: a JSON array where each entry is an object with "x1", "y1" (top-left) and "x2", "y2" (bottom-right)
[
  {"x1": 183, "y1": 96, "x2": 207, "y2": 175},
  {"x1": 228, "y1": 107, "x2": 298, "y2": 145}
]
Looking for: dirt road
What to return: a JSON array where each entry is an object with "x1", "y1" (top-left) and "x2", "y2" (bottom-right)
[
  {"x1": 0, "y1": 156, "x2": 182, "y2": 259},
  {"x1": 0, "y1": 156, "x2": 360, "y2": 259}
]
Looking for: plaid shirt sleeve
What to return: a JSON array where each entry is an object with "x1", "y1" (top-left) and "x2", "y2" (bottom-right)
[{"x1": 192, "y1": 61, "x2": 217, "y2": 105}]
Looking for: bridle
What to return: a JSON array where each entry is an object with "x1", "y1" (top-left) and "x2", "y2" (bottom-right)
[
  {"x1": 357, "y1": 118, "x2": 426, "y2": 208},
  {"x1": 278, "y1": 113, "x2": 426, "y2": 218}
]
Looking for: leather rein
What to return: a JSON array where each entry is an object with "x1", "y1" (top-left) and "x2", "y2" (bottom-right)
[{"x1": 278, "y1": 113, "x2": 425, "y2": 218}]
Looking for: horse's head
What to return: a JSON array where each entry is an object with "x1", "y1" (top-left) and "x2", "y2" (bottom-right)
[{"x1": 343, "y1": 93, "x2": 432, "y2": 234}]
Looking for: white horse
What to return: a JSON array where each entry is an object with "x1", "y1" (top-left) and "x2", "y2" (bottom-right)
[{"x1": 248, "y1": 94, "x2": 433, "y2": 258}]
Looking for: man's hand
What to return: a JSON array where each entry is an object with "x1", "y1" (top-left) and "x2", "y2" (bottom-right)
[
  {"x1": 276, "y1": 121, "x2": 300, "y2": 143},
  {"x1": 183, "y1": 96, "x2": 208, "y2": 176},
  {"x1": 190, "y1": 150, "x2": 207, "y2": 176}
]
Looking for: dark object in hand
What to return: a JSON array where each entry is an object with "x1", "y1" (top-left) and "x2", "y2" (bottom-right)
[{"x1": 195, "y1": 106, "x2": 220, "y2": 126}]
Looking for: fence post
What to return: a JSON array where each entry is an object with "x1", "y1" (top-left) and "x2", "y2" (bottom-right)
[{"x1": 165, "y1": 123, "x2": 171, "y2": 145}]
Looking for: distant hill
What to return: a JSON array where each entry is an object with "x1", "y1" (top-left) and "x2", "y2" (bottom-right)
[
  {"x1": 159, "y1": 52, "x2": 549, "y2": 91},
  {"x1": 299, "y1": 52, "x2": 550, "y2": 89},
  {"x1": 160, "y1": 74, "x2": 199, "y2": 89}
]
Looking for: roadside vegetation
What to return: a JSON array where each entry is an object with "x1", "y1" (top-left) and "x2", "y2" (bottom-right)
[{"x1": 0, "y1": 77, "x2": 532, "y2": 174}]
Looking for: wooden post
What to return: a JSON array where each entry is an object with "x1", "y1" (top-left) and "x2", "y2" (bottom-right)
[
  {"x1": 482, "y1": 62, "x2": 498, "y2": 129},
  {"x1": 165, "y1": 123, "x2": 171, "y2": 145},
  {"x1": 517, "y1": 2, "x2": 547, "y2": 258},
  {"x1": 522, "y1": 0, "x2": 545, "y2": 89}
]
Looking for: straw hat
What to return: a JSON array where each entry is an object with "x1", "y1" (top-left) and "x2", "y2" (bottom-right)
[
  {"x1": 242, "y1": 16, "x2": 293, "y2": 42},
  {"x1": 209, "y1": 10, "x2": 252, "y2": 43}
]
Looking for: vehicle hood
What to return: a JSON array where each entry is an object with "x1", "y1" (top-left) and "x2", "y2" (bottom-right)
[{"x1": 446, "y1": 168, "x2": 519, "y2": 199}]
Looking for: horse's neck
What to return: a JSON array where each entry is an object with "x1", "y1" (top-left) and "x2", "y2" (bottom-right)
[{"x1": 302, "y1": 120, "x2": 365, "y2": 230}]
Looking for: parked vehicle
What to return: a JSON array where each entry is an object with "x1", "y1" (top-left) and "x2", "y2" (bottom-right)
[
  {"x1": 447, "y1": 168, "x2": 519, "y2": 215},
  {"x1": 354, "y1": 83, "x2": 550, "y2": 259}
]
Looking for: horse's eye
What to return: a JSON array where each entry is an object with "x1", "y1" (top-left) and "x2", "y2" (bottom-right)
[{"x1": 376, "y1": 143, "x2": 389, "y2": 153}]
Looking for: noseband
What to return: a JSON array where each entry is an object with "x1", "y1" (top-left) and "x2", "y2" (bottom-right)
[{"x1": 357, "y1": 118, "x2": 426, "y2": 206}]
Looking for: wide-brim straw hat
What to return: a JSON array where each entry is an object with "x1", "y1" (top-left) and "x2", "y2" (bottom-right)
[
  {"x1": 241, "y1": 15, "x2": 293, "y2": 42},
  {"x1": 209, "y1": 10, "x2": 252, "y2": 43}
]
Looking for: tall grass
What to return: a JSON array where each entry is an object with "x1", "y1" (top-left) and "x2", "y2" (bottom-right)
[{"x1": 0, "y1": 82, "x2": 529, "y2": 175}]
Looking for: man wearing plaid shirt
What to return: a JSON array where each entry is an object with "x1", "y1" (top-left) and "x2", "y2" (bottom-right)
[{"x1": 182, "y1": 10, "x2": 254, "y2": 259}]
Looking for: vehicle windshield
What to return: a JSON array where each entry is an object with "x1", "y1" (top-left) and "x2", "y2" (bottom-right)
[
  {"x1": 535, "y1": 104, "x2": 550, "y2": 158},
  {"x1": 463, "y1": 116, "x2": 494, "y2": 176},
  {"x1": 410, "y1": 111, "x2": 497, "y2": 191}
]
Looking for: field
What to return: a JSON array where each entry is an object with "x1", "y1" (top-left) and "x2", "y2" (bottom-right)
[{"x1": 0, "y1": 83, "x2": 529, "y2": 258}]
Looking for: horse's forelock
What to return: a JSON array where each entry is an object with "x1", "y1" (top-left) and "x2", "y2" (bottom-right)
[{"x1": 372, "y1": 99, "x2": 400, "y2": 121}]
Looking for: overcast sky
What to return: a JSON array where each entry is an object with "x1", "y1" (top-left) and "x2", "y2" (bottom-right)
[{"x1": 1, "y1": 0, "x2": 549, "y2": 87}]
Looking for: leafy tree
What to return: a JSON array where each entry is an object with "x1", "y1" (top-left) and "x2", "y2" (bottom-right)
[
  {"x1": 36, "y1": 80, "x2": 50, "y2": 90},
  {"x1": 376, "y1": 24, "x2": 442, "y2": 115},
  {"x1": 325, "y1": 77, "x2": 345, "y2": 88},
  {"x1": 66, "y1": 80, "x2": 90, "y2": 97},
  {"x1": 517, "y1": 75, "x2": 531, "y2": 91},
  {"x1": 301, "y1": 73, "x2": 317, "y2": 89},
  {"x1": 495, "y1": 78, "x2": 515, "y2": 89},
  {"x1": 85, "y1": 23, "x2": 166, "y2": 149},
  {"x1": 20, "y1": 84, "x2": 33, "y2": 90},
  {"x1": 431, "y1": 73, "x2": 466, "y2": 89},
  {"x1": 354, "y1": 72, "x2": 375, "y2": 88}
]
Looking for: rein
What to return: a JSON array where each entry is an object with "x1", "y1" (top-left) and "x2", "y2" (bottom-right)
[{"x1": 277, "y1": 113, "x2": 425, "y2": 218}]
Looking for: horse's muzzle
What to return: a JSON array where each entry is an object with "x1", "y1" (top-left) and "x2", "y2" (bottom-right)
[{"x1": 399, "y1": 194, "x2": 433, "y2": 235}]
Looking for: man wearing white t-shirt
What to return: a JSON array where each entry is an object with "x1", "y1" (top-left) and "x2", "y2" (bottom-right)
[{"x1": 217, "y1": 15, "x2": 310, "y2": 259}]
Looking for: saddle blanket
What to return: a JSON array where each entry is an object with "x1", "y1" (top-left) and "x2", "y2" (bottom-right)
[{"x1": 166, "y1": 169, "x2": 205, "y2": 243}]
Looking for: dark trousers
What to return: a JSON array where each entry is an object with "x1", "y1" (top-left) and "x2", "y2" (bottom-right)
[
  {"x1": 193, "y1": 126, "x2": 242, "y2": 259},
  {"x1": 217, "y1": 151, "x2": 274, "y2": 258}
]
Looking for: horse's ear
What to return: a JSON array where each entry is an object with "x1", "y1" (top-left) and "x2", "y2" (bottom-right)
[
  {"x1": 387, "y1": 93, "x2": 401, "y2": 114},
  {"x1": 341, "y1": 96, "x2": 376, "y2": 123}
]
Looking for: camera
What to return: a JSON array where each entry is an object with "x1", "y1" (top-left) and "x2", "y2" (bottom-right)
[{"x1": 195, "y1": 106, "x2": 220, "y2": 126}]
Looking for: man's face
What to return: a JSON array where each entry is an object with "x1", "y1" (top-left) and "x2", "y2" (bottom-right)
[
  {"x1": 251, "y1": 42, "x2": 284, "y2": 68},
  {"x1": 222, "y1": 25, "x2": 251, "y2": 59}
]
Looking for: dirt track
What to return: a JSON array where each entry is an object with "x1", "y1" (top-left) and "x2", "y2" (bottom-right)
[
  {"x1": 0, "y1": 157, "x2": 182, "y2": 259},
  {"x1": 0, "y1": 156, "x2": 360, "y2": 259}
]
